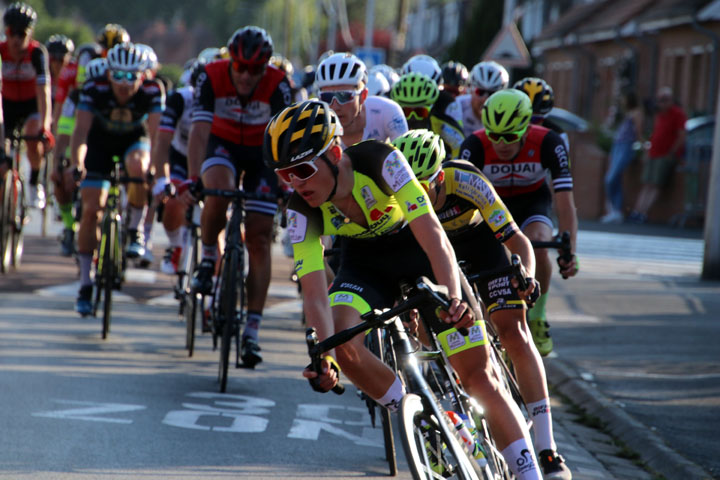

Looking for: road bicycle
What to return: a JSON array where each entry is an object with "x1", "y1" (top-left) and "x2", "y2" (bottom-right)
[
  {"x1": 175, "y1": 202, "x2": 203, "y2": 357},
  {"x1": 306, "y1": 277, "x2": 497, "y2": 480}
]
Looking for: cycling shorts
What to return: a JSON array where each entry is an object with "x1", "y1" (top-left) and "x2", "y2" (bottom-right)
[
  {"x1": 502, "y1": 183, "x2": 554, "y2": 231},
  {"x1": 451, "y1": 227, "x2": 523, "y2": 314},
  {"x1": 169, "y1": 144, "x2": 188, "y2": 181},
  {"x1": 201, "y1": 134, "x2": 280, "y2": 216},
  {"x1": 82, "y1": 130, "x2": 149, "y2": 189},
  {"x1": 2, "y1": 98, "x2": 38, "y2": 139},
  {"x1": 328, "y1": 227, "x2": 467, "y2": 336}
]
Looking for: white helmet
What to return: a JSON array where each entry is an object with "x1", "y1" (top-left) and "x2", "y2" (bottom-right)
[
  {"x1": 369, "y1": 64, "x2": 400, "y2": 89},
  {"x1": 197, "y1": 47, "x2": 223, "y2": 64},
  {"x1": 106, "y1": 43, "x2": 146, "y2": 72},
  {"x1": 315, "y1": 52, "x2": 368, "y2": 88},
  {"x1": 85, "y1": 57, "x2": 108, "y2": 80},
  {"x1": 366, "y1": 70, "x2": 390, "y2": 96},
  {"x1": 469, "y1": 61, "x2": 509, "y2": 91},
  {"x1": 135, "y1": 43, "x2": 158, "y2": 72},
  {"x1": 401, "y1": 54, "x2": 441, "y2": 83}
]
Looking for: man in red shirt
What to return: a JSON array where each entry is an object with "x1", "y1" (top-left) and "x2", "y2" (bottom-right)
[{"x1": 629, "y1": 87, "x2": 686, "y2": 223}]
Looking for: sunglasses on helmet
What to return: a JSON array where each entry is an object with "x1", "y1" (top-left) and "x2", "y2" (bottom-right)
[
  {"x1": 110, "y1": 70, "x2": 139, "y2": 83},
  {"x1": 319, "y1": 89, "x2": 362, "y2": 105},
  {"x1": 402, "y1": 106, "x2": 431, "y2": 121},
  {"x1": 486, "y1": 127, "x2": 528, "y2": 145},
  {"x1": 275, "y1": 158, "x2": 320, "y2": 184},
  {"x1": 474, "y1": 87, "x2": 497, "y2": 97},
  {"x1": 232, "y1": 60, "x2": 265, "y2": 75}
]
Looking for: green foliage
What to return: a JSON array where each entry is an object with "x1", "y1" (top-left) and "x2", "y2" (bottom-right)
[
  {"x1": 34, "y1": 17, "x2": 95, "y2": 45},
  {"x1": 158, "y1": 63, "x2": 183, "y2": 87},
  {"x1": 591, "y1": 122, "x2": 614, "y2": 154},
  {"x1": 446, "y1": 0, "x2": 503, "y2": 66}
]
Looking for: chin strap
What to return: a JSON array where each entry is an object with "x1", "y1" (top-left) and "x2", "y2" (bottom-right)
[{"x1": 320, "y1": 155, "x2": 339, "y2": 202}]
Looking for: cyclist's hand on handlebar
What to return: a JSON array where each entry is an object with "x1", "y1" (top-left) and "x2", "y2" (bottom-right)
[
  {"x1": 513, "y1": 276, "x2": 541, "y2": 306},
  {"x1": 303, "y1": 355, "x2": 340, "y2": 393},
  {"x1": 63, "y1": 166, "x2": 83, "y2": 188},
  {"x1": 438, "y1": 298, "x2": 475, "y2": 330},
  {"x1": 41, "y1": 129, "x2": 56, "y2": 149},
  {"x1": 557, "y1": 253, "x2": 579, "y2": 278}
]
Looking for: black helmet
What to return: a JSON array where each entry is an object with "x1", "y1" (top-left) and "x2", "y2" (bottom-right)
[
  {"x1": 3, "y1": 2, "x2": 37, "y2": 30},
  {"x1": 74, "y1": 43, "x2": 102, "y2": 66},
  {"x1": 441, "y1": 61, "x2": 468, "y2": 88},
  {"x1": 227, "y1": 26, "x2": 273, "y2": 64},
  {"x1": 97, "y1": 23, "x2": 130, "y2": 51},
  {"x1": 46, "y1": 34, "x2": 75, "y2": 59}
]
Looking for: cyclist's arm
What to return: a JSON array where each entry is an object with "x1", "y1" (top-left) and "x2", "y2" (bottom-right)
[
  {"x1": 187, "y1": 121, "x2": 210, "y2": 179},
  {"x1": 504, "y1": 231, "x2": 535, "y2": 278},
  {"x1": 151, "y1": 129, "x2": 173, "y2": 181},
  {"x1": 188, "y1": 65, "x2": 213, "y2": 179},
  {"x1": 299, "y1": 269, "x2": 334, "y2": 345},
  {"x1": 554, "y1": 190, "x2": 578, "y2": 276},
  {"x1": 70, "y1": 109, "x2": 93, "y2": 171},
  {"x1": 32, "y1": 47, "x2": 52, "y2": 132},
  {"x1": 409, "y1": 212, "x2": 461, "y2": 300}
]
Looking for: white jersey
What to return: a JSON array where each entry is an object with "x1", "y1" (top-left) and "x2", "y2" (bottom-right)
[
  {"x1": 341, "y1": 95, "x2": 408, "y2": 148},
  {"x1": 159, "y1": 86, "x2": 194, "y2": 156},
  {"x1": 457, "y1": 94, "x2": 484, "y2": 138}
]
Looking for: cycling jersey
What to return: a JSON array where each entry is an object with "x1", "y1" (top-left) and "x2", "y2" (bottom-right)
[
  {"x1": 0, "y1": 39, "x2": 49, "y2": 102},
  {"x1": 536, "y1": 116, "x2": 569, "y2": 151},
  {"x1": 287, "y1": 140, "x2": 431, "y2": 279},
  {"x1": 57, "y1": 88, "x2": 80, "y2": 137},
  {"x1": 456, "y1": 94, "x2": 483, "y2": 138},
  {"x1": 192, "y1": 60, "x2": 292, "y2": 146},
  {"x1": 434, "y1": 89, "x2": 463, "y2": 125},
  {"x1": 459, "y1": 125, "x2": 572, "y2": 197},
  {"x1": 159, "y1": 86, "x2": 193, "y2": 156},
  {"x1": 78, "y1": 77, "x2": 165, "y2": 136},
  {"x1": 54, "y1": 60, "x2": 78, "y2": 106},
  {"x1": 339, "y1": 95, "x2": 407, "y2": 148},
  {"x1": 408, "y1": 110, "x2": 465, "y2": 160}
]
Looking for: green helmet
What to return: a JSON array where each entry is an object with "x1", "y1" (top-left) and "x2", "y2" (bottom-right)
[
  {"x1": 392, "y1": 129, "x2": 445, "y2": 180},
  {"x1": 390, "y1": 72, "x2": 439, "y2": 107},
  {"x1": 481, "y1": 89, "x2": 533, "y2": 133}
]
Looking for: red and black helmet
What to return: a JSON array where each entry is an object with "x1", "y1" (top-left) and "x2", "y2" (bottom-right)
[{"x1": 227, "y1": 26, "x2": 273, "y2": 65}]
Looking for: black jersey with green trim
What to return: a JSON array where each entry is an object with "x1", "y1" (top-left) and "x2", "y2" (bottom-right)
[{"x1": 286, "y1": 140, "x2": 432, "y2": 278}]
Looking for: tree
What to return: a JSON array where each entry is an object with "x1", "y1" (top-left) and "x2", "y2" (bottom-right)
[{"x1": 446, "y1": 0, "x2": 503, "y2": 66}]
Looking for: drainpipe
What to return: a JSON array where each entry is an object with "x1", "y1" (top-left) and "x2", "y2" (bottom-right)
[
  {"x1": 692, "y1": 16, "x2": 720, "y2": 113},
  {"x1": 614, "y1": 28, "x2": 639, "y2": 89}
]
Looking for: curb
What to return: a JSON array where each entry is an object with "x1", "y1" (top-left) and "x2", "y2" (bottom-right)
[{"x1": 545, "y1": 356, "x2": 714, "y2": 480}]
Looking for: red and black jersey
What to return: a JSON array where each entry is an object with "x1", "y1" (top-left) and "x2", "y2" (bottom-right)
[
  {"x1": 459, "y1": 124, "x2": 573, "y2": 197},
  {"x1": 0, "y1": 39, "x2": 49, "y2": 102},
  {"x1": 191, "y1": 60, "x2": 292, "y2": 146}
]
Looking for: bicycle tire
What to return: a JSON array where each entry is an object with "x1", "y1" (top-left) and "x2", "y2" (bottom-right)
[
  {"x1": 9, "y1": 176, "x2": 25, "y2": 268},
  {"x1": 39, "y1": 153, "x2": 53, "y2": 238},
  {"x1": 399, "y1": 393, "x2": 484, "y2": 480},
  {"x1": 234, "y1": 247, "x2": 245, "y2": 368},
  {"x1": 101, "y1": 219, "x2": 115, "y2": 340},
  {"x1": 184, "y1": 229, "x2": 200, "y2": 356},
  {"x1": 218, "y1": 248, "x2": 239, "y2": 393},
  {"x1": 0, "y1": 173, "x2": 13, "y2": 273},
  {"x1": 366, "y1": 328, "x2": 398, "y2": 476}
]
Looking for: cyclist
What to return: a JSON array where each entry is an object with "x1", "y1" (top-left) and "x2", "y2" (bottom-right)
[
  {"x1": 267, "y1": 99, "x2": 541, "y2": 480},
  {"x1": 71, "y1": 43, "x2": 165, "y2": 316},
  {"x1": 368, "y1": 63, "x2": 399, "y2": 90},
  {"x1": 390, "y1": 72, "x2": 464, "y2": 158},
  {"x1": 46, "y1": 34, "x2": 74, "y2": 104},
  {"x1": 366, "y1": 69, "x2": 390, "y2": 97},
  {"x1": 315, "y1": 52, "x2": 407, "y2": 148},
  {"x1": 97, "y1": 24, "x2": 130, "y2": 58},
  {"x1": 401, "y1": 54, "x2": 463, "y2": 125},
  {"x1": 439, "y1": 60, "x2": 468, "y2": 97},
  {"x1": 394, "y1": 129, "x2": 572, "y2": 480},
  {"x1": 459, "y1": 89, "x2": 579, "y2": 356},
  {"x1": 52, "y1": 57, "x2": 108, "y2": 256},
  {"x1": 52, "y1": 42, "x2": 103, "y2": 134},
  {"x1": 514, "y1": 76, "x2": 569, "y2": 150},
  {"x1": 152, "y1": 62, "x2": 197, "y2": 275},
  {"x1": 0, "y1": 2, "x2": 53, "y2": 209},
  {"x1": 187, "y1": 26, "x2": 292, "y2": 367},
  {"x1": 457, "y1": 60, "x2": 509, "y2": 138}
]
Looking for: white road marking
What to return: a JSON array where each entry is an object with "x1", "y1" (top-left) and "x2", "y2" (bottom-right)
[{"x1": 32, "y1": 399, "x2": 146, "y2": 424}]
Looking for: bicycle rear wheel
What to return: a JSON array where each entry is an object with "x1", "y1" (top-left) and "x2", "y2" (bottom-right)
[
  {"x1": 101, "y1": 220, "x2": 116, "y2": 339},
  {"x1": 367, "y1": 328, "x2": 398, "y2": 476},
  {"x1": 218, "y1": 248, "x2": 239, "y2": 392},
  {"x1": 0, "y1": 173, "x2": 13, "y2": 273},
  {"x1": 184, "y1": 229, "x2": 200, "y2": 356},
  {"x1": 399, "y1": 393, "x2": 484, "y2": 480}
]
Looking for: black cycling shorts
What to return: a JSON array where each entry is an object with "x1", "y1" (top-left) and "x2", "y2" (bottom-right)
[
  {"x1": 502, "y1": 183, "x2": 554, "y2": 231},
  {"x1": 2, "y1": 98, "x2": 38, "y2": 139},
  {"x1": 169, "y1": 144, "x2": 188, "y2": 181},
  {"x1": 201, "y1": 134, "x2": 280, "y2": 216},
  {"x1": 82, "y1": 129, "x2": 148, "y2": 188}
]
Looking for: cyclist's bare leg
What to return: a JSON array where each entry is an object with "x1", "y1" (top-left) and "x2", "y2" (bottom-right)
[
  {"x1": 22, "y1": 116, "x2": 44, "y2": 172},
  {"x1": 244, "y1": 211, "x2": 273, "y2": 313},
  {"x1": 77, "y1": 186, "x2": 108, "y2": 254},
  {"x1": 124, "y1": 148, "x2": 150, "y2": 212},
  {"x1": 332, "y1": 304, "x2": 399, "y2": 400},
  {"x1": 522, "y1": 222, "x2": 553, "y2": 294},
  {"x1": 200, "y1": 165, "x2": 233, "y2": 246},
  {"x1": 491, "y1": 308, "x2": 548, "y2": 402},
  {"x1": 162, "y1": 197, "x2": 186, "y2": 232}
]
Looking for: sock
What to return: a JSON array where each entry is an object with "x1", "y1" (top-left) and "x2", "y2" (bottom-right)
[
  {"x1": 528, "y1": 292, "x2": 548, "y2": 322},
  {"x1": 501, "y1": 438, "x2": 541, "y2": 480},
  {"x1": 243, "y1": 310, "x2": 262, "y2": 341},
  {"x1": 202, "y1": 243, "x2": 218, "y2": 262},
  {"x1": 166, "y1": 227, "x2": 182, "y2": 247},
  {"x1": 78, "y1": 253, "x2": 93, "y2": 287},
  {"x1": 374, "y1": 376, "x2": 405, "y2": 412},
  {"x1": 29, "y1": 169, "x2": 39, "y2": 186},
  {"x1": 127, "y1": 206, "x2": 146, "y2": 231},
  {"x1": 527, "y1": 398, "x2": 556, "y2": 452},
  {"x1": 59, "y1": 203, "x2": 75, "y2": 230}
]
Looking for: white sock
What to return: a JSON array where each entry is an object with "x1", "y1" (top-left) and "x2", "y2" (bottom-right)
[
  {"x1": 166, "y1": 227, "x2": 183, "y2": 247},
  {"x1": 374, "y1": 376, "x2": 405, "y2": 412},
  {"x1": 127, "y1": 206, "x2": 146, "y2": 231},
  {"x1": 78, "y1": 253, "x2": 93, "y2": 287},
  {"x1": 527, "y1": 398, "x2": 556, "y2": 452},
  {"x1": 501, "y1": 438, "x2": 541, "y2": 480}
]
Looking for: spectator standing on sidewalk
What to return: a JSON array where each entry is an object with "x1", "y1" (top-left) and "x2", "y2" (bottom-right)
[
  {"x1": 628, "y1": 87, "x2": 686, "y2": 223},
  {"x1": 600, "y1": 91, "x2": 643, "y2": 223}
]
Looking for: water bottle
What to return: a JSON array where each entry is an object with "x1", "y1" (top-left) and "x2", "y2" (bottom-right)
[{"x1": 447, "y1": 411, "x2": 488, "y2": 466}]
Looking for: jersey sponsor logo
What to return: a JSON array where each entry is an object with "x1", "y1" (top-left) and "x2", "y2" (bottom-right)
[
  {"x1": 293, "y1": 259, "x2": 303, "y2": 273},
  {"x1": 213, "y1": 97, "x2": 272, "y2": 125},
  {"x1": 214, "y1": 144, "x2": 230, "y2": 158},
  {"x1": 381, "y1": 150, "x2": 412, "y2": 192},
  {"x1": 290, "y1": 148, "x2": 314, "y2": 162},
  {"x1": 453, "y1": 170, "x2": 495, "y2": 206},
  {"x1": 460, "y1": 148, "x2": 471, "y2": 160},
  {"x1": 387, "y1": 115, "x2": 406, "y2": 134},
  {"x1": 488, "y1": 209, "x2": 506, "y2": 228},
  {"x1": 332, "y1": 293, "x2": 354, "y2": 304},
  {"x1": 416, "y1": 195, "x2": 427, "y2": 205},
  {"x1": 468, "y1": 324, "x2": 485, "y2": 344},
  {"x1": 446, "y1": 331, "x2": 466, "y2": 351},
  {"x1": 440, "y1": 123, "x2": 463, "y2": 146},
  {"x1": 339, "y1": 282, "x2": 363, "y2": 293},
  {"x1": 360, "y1": 186, "x2": 376, "y2": 209},
  {"x1": 437, "y1": 205, "x2": 462, "y2": 221},
  {"x1": 370, "y1": 206, "x2": 393, "y2": 221},
  {"x1": 487, "y1": 163, "x2": 540, "y2": 185},
  {"x1": 405, "y1": 200, "x2": 418, "y2": 212},
  {"x1": 555, "y1": 144, "x2": 569, "y2": 169},
  {"x1": 278, "y1": 80, "x2": 292, "y2": 105},
  {"x1": 286, "y1": 210, "x2": 308, "y2": 244},
  {"x1": 330, "y1": 215, "x2": 345, "y2": 229}
]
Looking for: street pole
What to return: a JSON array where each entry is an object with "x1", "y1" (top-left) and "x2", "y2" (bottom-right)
[
  {"x1": 702, "y1": 92, "x2": 720, "y2": 280},
  {"x1": 365, "y1": 0, "x2": 375, "y2": 49}
]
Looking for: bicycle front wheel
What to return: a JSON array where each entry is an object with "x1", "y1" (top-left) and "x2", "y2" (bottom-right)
[
  {"x1": 101, "y1": 220, "x2": 116, "y2": 340},
  {"x1": 184, "y1": 229, "x2": 200, "y2": 356},
  {"x1": 0, "y1": 173, "x2": 13, "y2": 273},
  {"x1": 399, "y1": 393, "x2": 484, "y2": 480},
  {"x1": 367, "y1": 328, "x2": 398, "y2": 476},
  {"x1": 10, "y1": 176, "x2": 25, "y2": 268},
  {"x1": 218, "y1": 248, "x2": 239, "y2": 393}
]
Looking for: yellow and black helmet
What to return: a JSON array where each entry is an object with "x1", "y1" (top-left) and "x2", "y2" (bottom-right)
[
  {"x1": 263, "y1": 100, "x2": 343, "y2": 170},
  {"x1": 513, "y1": 77, "x2": 554, "y2": 116},
  {"x1": 97, "y1": 23, "x2": 130, "y2": 51}
]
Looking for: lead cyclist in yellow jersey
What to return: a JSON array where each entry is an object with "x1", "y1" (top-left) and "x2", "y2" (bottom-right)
[{"x1": 264, "y1": 100, "x2": 541, "y2": 480}]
